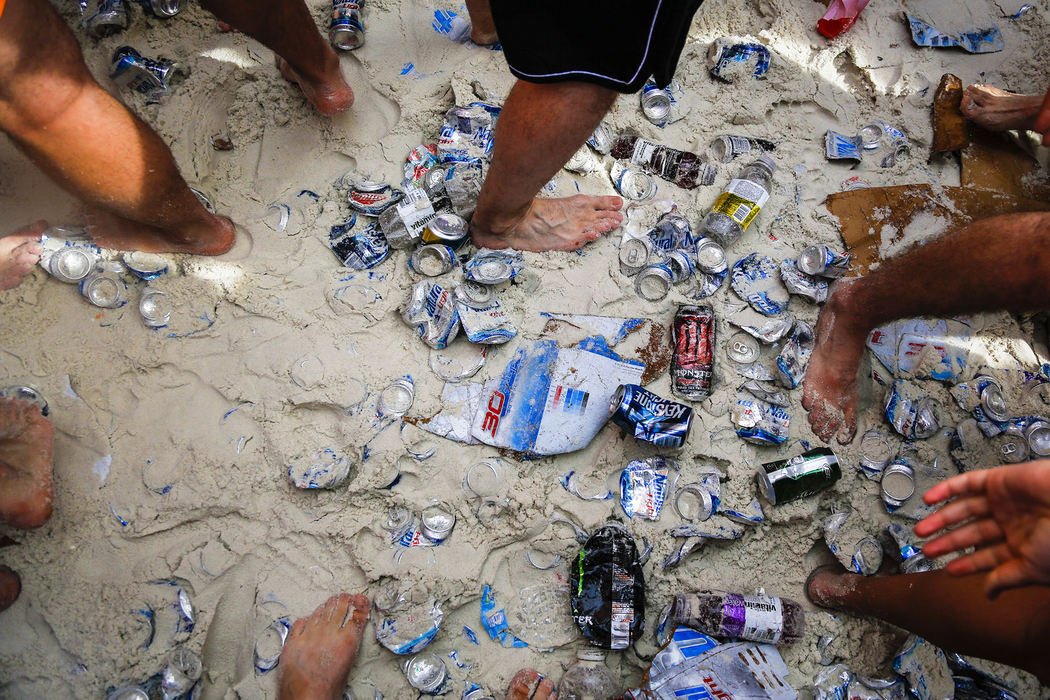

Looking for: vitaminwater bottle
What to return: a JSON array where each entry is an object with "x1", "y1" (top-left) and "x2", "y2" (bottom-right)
[
  {"x1": 609, "y1": 132, "x2": 713, "y2": 189},
  {"x1": 669, "y1": 590, "x2": 804, "y2": 645},
  {"x1": 697, "y1": 155, "x2": 775, "y2": 247}
]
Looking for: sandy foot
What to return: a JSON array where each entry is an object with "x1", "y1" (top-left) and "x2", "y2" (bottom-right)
[
  {"x1": 961, "y1": 84, "x2": 1044, "y2": 132},
  {"x1": 471, "y1": 195, "x2": 623, "y2": 252},
  {"x1": 505, "y1": 669, "x2": 557, "y2": 700},
  {"x1": 276, "y1": 56, "x2": 354, "y2": 116},
  {"x1": 0, "y1": 398, "x2": 54, "y2": 530},
  {"x1": 805, "y1": 564, "x2": 860, "y2": 609},
  {"x1": 0, "y1": 566, "x2": 20, "y2": 612},
  {"x1": 802, "y1": 279, "x2": 867, "y2": 444},
  {"x1": 83, "y1": 205, "x2": 236, "y2": 256},
  {"x1": 0, "y1": 221, "x2": 47, "y2": 291},
  {"x1": 277, "y1": 593, "x2": 370, "y2": 700}
]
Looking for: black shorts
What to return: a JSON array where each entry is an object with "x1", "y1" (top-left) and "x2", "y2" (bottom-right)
[{"x1": 490, "y1": 0, "x2": 704, "y2": 94}]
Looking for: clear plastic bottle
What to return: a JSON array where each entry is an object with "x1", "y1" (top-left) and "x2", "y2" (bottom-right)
[
  {"x1": 379, "y1": 181, "x2": 454, "y2": 249},
  {"x1": 610, "y1": 132, "x2": 707, "y2": 189},
  {"x1": 697, "y1": 155, "x2": 776, "y2": 247},
  {"x1": 558, "y1": 649, "x2": 620, "y2": 700},
  {"x1": 669, "y1": 590, "x2": 804, "y2": 645}
]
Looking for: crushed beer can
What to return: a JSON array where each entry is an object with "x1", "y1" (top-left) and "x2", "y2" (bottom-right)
[
  {"x1": 402, "y1": 281, "x2": 460, "y2": 349},
  {"x1": 857, "y1": 429, "x2": 893, "y2": 479},
  {"x1": 443, "y1": 160, "x2": 484, "y2": 218},
  {"x1": 464, "y1": 248, "x2": 524, "y2": 284},
  {"x1": 647, "y1": 213, "x2": 694, "y2": 256},
  {"x1": 438, "y1": 103, "x2": 500, "y2": 164},
  {"x1": 885, "y1": 380, "x2": 940, "y2": 439},
  {"x1": 881, "y1": 459, "x2": 916, "y2": 513},
  {"x1": 123, "y1": 252, "x2": 169, "y2": 280},
  {"x1": 110, "y1": 46, "x2": 186, "y2": 103},
  {"x1": 757, "y1": 448, "x2": 840, "y2": 505},
  {"x1": 640, "y1": 78, "x2": 688, "y2": 127},
  {"x1": 348, "y1": 180, "x2": 403, "y2": 215},
  {"x1": 798, "y1": 244, "x2": 850, "y2": 278},
  {"x1": 609, "y1": 384, "x2": 693, "y2": 448},
  {"x1": 673, "y1": 468, "x2": 721, "y2": 521},
  {"x1": 694, "y1": 236, "x2": 728, "y2": 274},
  {"x1": 329, "y1": 0, "x2": 365, "y2": 51},
  {"x1": 708, "y1": 39, "x2": 772, "y2": 82},
  {"x1": 375, "y1": 601, "x2": 444, "y2": 655},
  {"x1": 409, "y1": 244, "x2": 458, "y2": 277},
  {"x1": 288, "y1": 448, "x2": 354, "y2": 489},
  {"x1": 619, "y1": 456, "x2": 678, "y2": 520},
  {"x1": 80, "y1": 261, "x2": 129, "y2": 309},
  {"x1": 453, "y1": 283, "x2": 517, "y2": 345},
  {"x1": 823, "y1": 511, "x2": 883, "y2": 576},
  {"x1": 710, "y1": 135, "x2": 776, "y2": 163},
  {"x1": 731, "y1": 253, "x2": 789, "y2": 316},
  {"x1": 730, "y1": 313, "x2": 795, "y2": 345},
  {"x1": 139, "y1": 290, "x2": 172, "y2": 328},
  {"x1": 894, "y1": 636, "x2": 956, "y2": 700},
  {"x1": 1026, "y1": 418, "x2": 1050, "y2": 458},
  {"x1": 635, "y1": 262, "x2": 676, "y2": 300},
  {"x1": 731, "y1": 395, "x2": 790, "y2": 445},
  {"x1": 739, "y1": 380, "x2": 789, "y2": 407},
  {"x1": 672, "y1": 304, "x2": 716, "y2": 401},
  {"x1": 46, "y1": 244, "x2": 99, "y2": 284},
  {"x1": 727, "y1": 332, "x2": 761, "y2": 365},
  {"x1": 775, "y1": 321, "x2": 814, "y2": 389},
  {"x1": 611, "y1": 161, "x2": 659, "y2": 201},
  {"x1": 82, "y1": 0, "x2": 129, "y2": 36},
  {"x1": 906, "y1": 13, "x2": 1004, "y2": 54},
  {"x1": 780, "y1": 259, "x2": 828, "y2": 303},
  {"x1": 403, "y1": 144, "x2": 438, "y2": 188},
  {"x1": 161, "y1": 647, "x2": 202, "y2": 699},
  {"x1": 329, "y1": 216, "x2": 390, "y2": 270},
  {"x1": 825, "y1": 130, "x2": 863, "y2": 161},
  {"x1": 722, "y1": 498, "x2": 764, "y2": 526},
  {"x1": 690, "y1": 270, "x2": 728, "y2": 299},
  {"x1": 886, "y1": 522, "x2": 933, "y2": 574},
  {"x1": 858, "y1": 121, "x2": 911, "y2": 168}
]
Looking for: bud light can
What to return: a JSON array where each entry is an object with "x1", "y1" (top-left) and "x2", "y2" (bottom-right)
[
  {"x1": 672, "y1": 305, "x2": 715, "y2": 401},
  {"x1": 609, "y1": 384, "x2": 693, "y2": 448},
  {"x1": 329, "y1": 0, "x2": 364, "y2": 50},
  {"x1": 708, "y1": 39, "x2": 771, "y2": 82},
  {"x1": 329, "y1": 216, "x2": 390, "y2": 270}
]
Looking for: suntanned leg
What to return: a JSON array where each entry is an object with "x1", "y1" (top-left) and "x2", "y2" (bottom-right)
[
  {"x1": 807, "y1": 568, "x2": 1050, "y2": 683},
  {"x1": 0, "y1": 566, "x2": 20, "y2": 612},
  {"x1": 200, "y1": 0, "x2": 353, "y2": 115},
  {"x1": 0, "y1": 221, "x2": 46, "y2": 291},
  {"x1": 961, "y1": 84, "x2": 1045, "y2": 132},
  {"x1": 0, "y1": 0, "x2": 235, "y2": 255},
  {"x1": 505, "y1": 669, "x2": 557, "y2": 700},
  {"x1": 470, "y1": 80, "x2": 624, "y2": 252},
  {"x1": 0, "y1": 398, "x2": 54, "y2": 531},
  {"x1": 463, "y1": 0, "x2": 498, "y2": 45},
  {"x1": 802, "y1": 211, "x2": 1050, "y2": 443},
  {"x1": 277, "y1": 593, "x2": 370, "y2": 700}
]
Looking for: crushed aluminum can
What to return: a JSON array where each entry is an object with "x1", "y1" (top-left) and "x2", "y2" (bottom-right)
[
  {"x1": 82, "y1": 0, "x2": 129, "y2": 36},
  {"x1": 990, "y1": 430, "x2": 1029, "y2": 463},
  {"x1": 823, "y1": 511, "x2": 883, "y2": 576},
  {"x1": 779, "y1": 259, "x2": 828, "y2": 303},
  {"x1": 48, "y1": 245, "x2": 98, "y2": 284},
  {"x1": 673, "y1": 469, "x2": 721, "y2": 521},
  {"x1": 420, "y1": 505, "x2": 455, "y2": 543},
  {"x1": 690, "y1": 270, "x2": 728, "y2": 300},
  {"x1": 409, "y1": 244, "x2": 458, "y2": 277},
  {"x1": 161, "y1": 647, "x2": 202, "y2": 699},
  {"x1": 858, "y1": 121, "x2": 911, "y2": 168},
  {"x1": 731, "y1": 394, "x2": 790, "y2": 445},
  {"x1": 886, "y1": 522, "x2": 933, "y2": 574},
  {"x1": 463, "y1": 248, "x2": 525, "y2": 284},
  {"x1": 727, "y1": 332, "x2": 761, "y2": 365},
  {"x1": 138, "y1": 0, "x2": 182, "y2": 16},
  {"x1": 402, "y1": 281, "x2": 460, "y2": 349},
  {"x1": 329, "y1": 0, "x2": 365, "y2": 51},
  {"x1": 403, "y1": 653, "x2": 449, "y2": 695},
  {"x1": 80, "y1": 261, "x2": 128, "y2": 309},
  {"x1": 881, "y1": 459, "x2": 916, "y2": 512},
  {"x1": 376, "y1": 602, "x2": 444, "y2": 655},
  {"x1": 975, "y1": 375, "x2": 1010, "y2": 423},
  {"x1": 0, "y1": 386, "x2": 49, "y2": 417},
  {"x1": 378, "y1": 377, "x2": 415, "y2": 417},
  {"x1": 894, "y1": 636, "x2": 955, "y2": 700},
  {"x1": 775, "y1": 321, "x2": 814, "y2": 389},
  {"x1": 647, "y1": 214, "x2": 694, "y2": 256},
  {"x1": 635, "y1": 264, "x2": 674, "y2": 302},
  {"x1": 442, "y1": 160, "x2": 484, "y2": 218},
  {"x1": 885, "y1": 380, "x2": 939, "y2": 439},
  {"x1": 694, "y1": 236, "x2": 728, "y2": 274},
  {"x1": 798, "y1": 244, "x2": 850, "y2": 278},
  {"x1": 588, "y1": 122, "x2": 614, "y2": 154},
  {"x1": 404, "y1": 144, "x2": 439, "y2": 188},
  {"x1": 288, "y1": 447, "x2": 354, "y2": 489},
  {"x1": 122, "y1": 252, "x2": 169, "y2": 280},
  {"x1": 611, "y1": 161, "x2": 658, "y2": 201},
  {"x1": 857, "y1": 429, "x2": 893, "y2": 480},
  {"x1": 619, "y1": 457, "x2": 678, "y2": 520},
  {"x1": 906, "y1": 13, "x2": 1005, "y2": 54},
  {"x1": 348, "y1": 181, "x2": 404, "y2": 215},
  {"x1": 453, "y1": 283, "x2": 517, "y2": 345},
  {"x1": 110, "y1": 46, "x2": 186, "y2": 103},
  {"x1": 825, "y1": 130, "x2": 863, "y2": 161},
  {"x1": 666, "y1": 250, "x2": 696, "y2": 284},
  {"x1": 421, "y1": 212, "x2": 470, "y2": 249},
  {"x1": 722, "y1": 498, "x2": 764, "y2": 525},
  {"x1": 609, "y1": 384, "x2": 693, "y2": 448},
  {"x1": 732, "y1": 361, "x2": 776, "y2": 382},
  {"x1": 1026, "y1": 418, "x2": 1050, "y2": 457},
  {"x1": 438, "y1": 103, "x2": 499, "y2": 164},
  {"x1": 731, "y1": 253, "x2": 789, "y2": 316},
  {"x1": 740, "y1": 380, "x2": 789, "y2": 407},
  {"x1": 619, "y1": 236, "x2": 653, "y2": 276},
  {"x1": 710, "y1": 135, "x2": 776, "y2": 163},
  {"x1": 841, "y1": 175, "x2": 871, "y2": 190},
  {"x1": 139, "y1": 290, "x2": 172, "y2": 328},
  {"x1": 708, "y1": 39, "x2": 772, "y2": 82},
  {"x1": 329, "y1": 216, "x2": 390, "y2": 270},
  {"x1": 640, "y1": 78, "x2": 688, "y2": 127}
]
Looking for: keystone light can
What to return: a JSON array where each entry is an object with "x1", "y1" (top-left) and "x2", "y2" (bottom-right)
[{"x1": 609, "y1": 384, "x2": 693, "y2": 448}]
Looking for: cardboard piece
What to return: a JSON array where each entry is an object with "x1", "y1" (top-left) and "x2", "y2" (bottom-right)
[
  {"x1": 961, "y1": 127, "x2": 1050, "y2": 201},
  {"x1": 930, "y1": 74, "x2": 967, "y2": 155}
]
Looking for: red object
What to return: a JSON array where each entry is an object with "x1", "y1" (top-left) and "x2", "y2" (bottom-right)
[
  {"x1": 817, "y1": 0, "x2": 871, "y2": 39},
  {"x1": 671, "y1": 305, "x2": 715, "y2": 400}
]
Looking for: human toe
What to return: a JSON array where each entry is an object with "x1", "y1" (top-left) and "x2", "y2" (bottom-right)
[
  {"x1": 506, "y1": 669, "x2": 542, "y2": 700},
  {"x1": 0, "y1": 566, "x2": 20, "y2": 612}
]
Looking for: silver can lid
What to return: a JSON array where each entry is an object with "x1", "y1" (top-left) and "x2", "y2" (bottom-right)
[
  {"x1": 409, "y1": 245, "x2": 456, "y2": 277},
  {"x1": 420, "y1": 505, "x2": 455, "y2": 541},
  {"x1": 378, "y1": 377, "x2": 414, "y2": 417},
  {"x1": 858, "y1": 122, "x2": 885, "y2": 150},
  {"x1": 454, "y1": 281, "x2": 494, "y2": 308},
  {"x1": 82, "y1": 274, "x2": 126, "y2": 308},
  {"x1": 727, "y1": 332, "x2": 760, "y2": 364},
  {"x1": 694, "y1": 238, "x2": 728, "y2": 274},
  {"x1": 139, "y1": 290, "x2": 172, "y2": 328},
  {"x1": 426, "y1": 213, "x2": 469, "y2": 242},
  {"x1": 641, "y1": 89, "x2": 672, "y2": 122},
  {"x1": 881, "y1": 462, "x2": 916, "y2": 504},
  {"x1": 673, "y1": 484, "x2": 715, "y2": 522},
  {"x1": 619, "y1": 237, "x2": 652, "y2": 270},
  {"x1": 1026, "y1": 420, "x2": 1050, "y2": 457},
  {"x1": 797, "y1": 245, "x2": 826, "y2": 276},
  {"x1": 615, "y1": 166, "x2": 658, "y2": 201},
  {"x1": 50, "y1": 247, "x2": 95, "y2": 283},
  {"x1": 404, "y1": 653, "x2": 447, "y2": 691},
  {"x1": 993, "y1": 433, "x2": 1029, "y2": 463},
  {"x1": 979, "y1": 379, "x2": 1010, "y2": 423},
  {"x1": 635, "y1": 265, "x2": 672, "y2": 301}
]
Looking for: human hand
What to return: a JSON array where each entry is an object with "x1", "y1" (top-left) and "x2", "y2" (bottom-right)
[
  {"x1": 1034, "y1": 82, "x2": 1050, "y2": 146},
  {"x1": 915, "y1": 459, "x2": 1050, "y2": 598}
]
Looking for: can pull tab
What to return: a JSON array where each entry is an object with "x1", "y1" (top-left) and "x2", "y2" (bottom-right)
[
  {"x1": 550, "y1": 514, "x2": 589, "y2": 544},
  {"x1": 637, "y1": 537, "x2": 652, "y2": 565}
]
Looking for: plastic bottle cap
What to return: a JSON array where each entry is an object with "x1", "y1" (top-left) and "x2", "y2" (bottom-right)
[
  {"x1": 577, "y1": 648, "x2": 606, "y2": 662},
  {"x1": 755, "y1": 154, "x2": 777, "y2": 173}
]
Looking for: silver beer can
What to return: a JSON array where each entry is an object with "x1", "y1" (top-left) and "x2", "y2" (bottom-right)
[
  {"x1": 881, "y1": 460, "x2": 916, "y2": 509},
  {"x1": 635, "y1": 264, "x2": 673, "y2": 302},
  {"x1": 1025, "y1": 419, "x2": 1050, "y2": 457},
  {"x1": 48, "y1": 246, "x2": 96, "y2": 284},
  {"x1": 618, "y1": 237, "x2": 653, "y2": 276},
  {"x1": 79, "y1": 261, "x2": 128, "y2": 308}
]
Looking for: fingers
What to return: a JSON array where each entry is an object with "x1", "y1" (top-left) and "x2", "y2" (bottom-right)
[
  {"x1": 922, "y1": 518, "x2": 1004, "y2": 558},
  {"x1": 921, "y1": 469, "x2": 989, "y2": 506},
  {"x1": 985, "y1": 559, "x2": 1041, "y2": 599},
  {"x1": 942, "y1": 542, "x2": 1013, "y2": 578},
  {"x1": 914, "y1": 494, "x2": 990, "y2": 538},
  {"x1": 1037, "y1": 81, "x2": 1050, "y2": 140}
]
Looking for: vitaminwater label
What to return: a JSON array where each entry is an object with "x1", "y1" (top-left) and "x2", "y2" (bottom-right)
[
  {"x1": 630, "y1": 138, "x2": 659, "y2": 166},
  {"x1": 711, "y1": 179, "x2": 769, "y2": 229},
  {"x1": 721, "y1": 593, "x2": 782, "y2": 644}
]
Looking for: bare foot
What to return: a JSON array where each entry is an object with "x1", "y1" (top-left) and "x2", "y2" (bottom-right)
[
  {"x1": 801, "y1": 279, "x2": 869, "y2": 444},
  {"x1": 471, "y1": 195, "x2": 623, "y2": 252},
  {"x1": 804, "y1": 564, "x2": 861, "y2": 610},
  {"x1": 961, "y1": 84, "x2": 1044, "y2": 132},
  {"x1": 470, "y1": 26, "x2": 499, "y2": 46},
  {"x1": 0, "y1": 221, "x2": 47, "y2": 291},
  {"x1": 0, "y1": 397, "x2": 54, "y2": 530},
  {"x1": 277, "y1": 593, "x2": 370, "y2": 700},
  {"x1": 506, "y1": 669, "x2": 557, "y2": 700},
  {"x1": 84, "y1": 205, "x2": 236, "y2": 256},
  {"x1": 276, "y1": 53, "x2": 354, "y2": 117},
  {"x1": 0, "y1": 566, "x2": 20, "y2": 612}
]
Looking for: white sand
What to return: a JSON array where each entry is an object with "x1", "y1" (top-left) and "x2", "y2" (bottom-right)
[{"x1": 1, "y1": 0, "x2": 1049, "y2": 696}]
